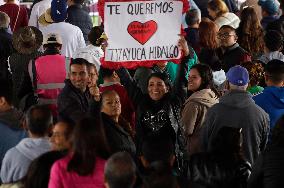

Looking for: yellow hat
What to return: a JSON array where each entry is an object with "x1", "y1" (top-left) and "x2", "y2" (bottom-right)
[{"x1": 38, "y1": 8, "x2": 54, "y2": 27}]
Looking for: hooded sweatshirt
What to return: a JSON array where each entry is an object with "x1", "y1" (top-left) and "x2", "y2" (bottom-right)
[
  {"x1": 253, "y1": 86, "x2": 284, "y2": 130},
  {"x1": 0, "y1": 137, "x2": 51, "y2": 183},
  {"x1": 181, "y1": 89, "x2": 219, "y2": 155},
  {"x1": 202, "y1": 90, "x2": 269, "y2": 165}
]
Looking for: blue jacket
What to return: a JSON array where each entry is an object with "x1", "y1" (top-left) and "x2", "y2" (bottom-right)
[
  {"x1": 0, "y1": 122, "x2": 27, "y2": 182},
  {"x1": 253, "y1": 86, "x2": 284, "y2": 130}
]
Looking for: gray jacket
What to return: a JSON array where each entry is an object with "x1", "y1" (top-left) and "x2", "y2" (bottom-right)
[
  {"x1": 202, "y1": 90, "x2": 270, "y2": 165},
  {"x1": 0, "y1": 138, "x2": 51, "y2": 183}
]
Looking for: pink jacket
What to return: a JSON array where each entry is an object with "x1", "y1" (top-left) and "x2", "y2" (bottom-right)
[{"x1": 48, "y1": 155, "x2": 106, "y2": 188}]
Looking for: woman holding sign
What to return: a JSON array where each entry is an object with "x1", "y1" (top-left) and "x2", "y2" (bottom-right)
[{"x1": 116, "y1": 37, "x2": 190, "y2": 174}]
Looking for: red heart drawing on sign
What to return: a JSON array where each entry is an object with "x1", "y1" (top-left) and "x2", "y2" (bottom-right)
[{"x1": 127, "y1": 20, "x2": 158, "y2": 45}]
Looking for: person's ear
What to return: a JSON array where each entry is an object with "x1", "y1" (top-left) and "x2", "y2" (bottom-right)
[
  {"x1": 169, "y1": 155, "x2": 176, "y2": 167},
  {"x1": 140, "y1": 156, "x2": 149, "y2": 168},
  {"x1": 22, "y1": 118, "x2": 28, "y2": 131},
  {"x1": 264, "y1": 73, "x2": 270, "y2": 84},
  {"x1": 104, "y1": 179, "x2": 110, "y2": 188},
  {"x1": 0, "y1": 97, "x2": 6, "y2": 106},
  {"x1": 234, "y1": 34, "x2": 238, "y2": 41},
  {"x1": 166, "y1": 85, "x2": 170, "y2": 92}
]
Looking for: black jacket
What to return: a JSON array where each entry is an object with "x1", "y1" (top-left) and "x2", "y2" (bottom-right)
[
  {"x1": 248, "y1": 146, "x2": 284, "y2": 188},
  {"x1": 9, "y1": 51, "x2": 42, "y2": 107},
  {"x1": 101, "y1": 113, "x2": 136, "y2": 156},
  {"x1": 221, "y1": 43, "x2": 251, "y2": 72},
  {"x1": 57, "y1": 79, "x2": 91, "y2": 123},
  {"x1": 188, "y1": 152, "x2": 251, "y2": 188},
  {"x1": 66, "y1": 4, "x2": 93, "y2": 43},
  {"x1": 117, "y1": 55, "x2": 190, "y2": 171}
]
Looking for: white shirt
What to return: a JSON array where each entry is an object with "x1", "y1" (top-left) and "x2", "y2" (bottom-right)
[
  {"x1": 40, "y1": 22, "x2": 86, "y2": 58},
  {"x1": 28, "y1": 0, "x2": 51, "y2": 29},
  {"x1": 75, "y1": 44, "x2": 104, "y2": 71}
]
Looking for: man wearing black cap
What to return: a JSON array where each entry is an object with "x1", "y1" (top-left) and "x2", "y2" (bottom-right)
[{"x1": 201, "y1": 65, "x2": 269, "y2": 165}]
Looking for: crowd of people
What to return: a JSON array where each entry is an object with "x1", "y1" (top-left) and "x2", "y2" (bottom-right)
[{"x1": 1, "y1": 0, "x2": 284, "y2": 187}]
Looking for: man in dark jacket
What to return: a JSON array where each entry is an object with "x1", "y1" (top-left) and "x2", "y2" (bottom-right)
[
  {"x1": 66, "y1": 0, "x2": 93, "y2": 43},
  {"x1": 202, "y1": 65, "x2": 270, "y2": 165},
  {"x1": 217, "y1": 25, "x2": 251, "y2": 72},
  {"x1": 57, "y1": 58, "x2": 92, "y2": 123},
  {"x1": 0, "y1": 11, "x2": 13, "y2": 79}
]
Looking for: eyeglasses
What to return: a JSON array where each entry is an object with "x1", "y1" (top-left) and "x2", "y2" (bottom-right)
[{"x1": 217, "y1": 32, "x2": 235, "y2": 39}]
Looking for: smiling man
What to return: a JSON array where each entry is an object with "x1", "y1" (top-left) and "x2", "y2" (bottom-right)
[{"x1": 57, "y1": 58, "x2": 92, "y2": 123}]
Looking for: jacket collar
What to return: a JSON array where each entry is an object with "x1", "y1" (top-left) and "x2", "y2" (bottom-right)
[
  {"x1": 225, "y1": 43, "x2": 239, "y2": 52},
  {"x1": 101, "y1": 113, "x2": 130, "y2": 136},
  {"x1": 100, "y1": 82, "x2": 120, "y2": 87}
]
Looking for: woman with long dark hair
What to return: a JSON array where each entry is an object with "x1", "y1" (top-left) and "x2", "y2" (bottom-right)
[
  {"x1": 48, "y1": 117, "x2": 110, "y2": 188},
  {"x1": 236, "y1": 7, "x2": 264, "y2": 60},
  {"x1": 189, "y1": 126, "x2": 251, "y2": 188},
  {"x1": 181, "y1": 64, "x2": 219, "y2": 155}
]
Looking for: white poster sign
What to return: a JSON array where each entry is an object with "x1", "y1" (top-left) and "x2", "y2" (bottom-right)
[{"x1": 104, "y1": 0, "x2": 183, "y2": 63}]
